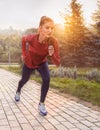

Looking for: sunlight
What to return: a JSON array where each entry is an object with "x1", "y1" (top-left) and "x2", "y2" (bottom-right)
[
  {"x1": 53, "y1": 16, "x2": 65, "y2": 30},
  {"x1": 60, "y1": 23, "x2": 65, "y2": 30},
  {"x1": 53, "y1": 0, "x2": 98, "y2": 27},
  {"x1": 58, "y1": 23, "x2": 65, "y2": 31}
]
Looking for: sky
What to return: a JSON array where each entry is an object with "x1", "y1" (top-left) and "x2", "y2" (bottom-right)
[{"x1": 0, "y1": 0, "x2": 97, "y2": 30}]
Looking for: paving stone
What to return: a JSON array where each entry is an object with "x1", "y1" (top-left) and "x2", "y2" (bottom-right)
[
  {"x1": 20, "y1": 123, "x2": 33, "y2": 130},
  {"x1": 90, "y1": 126, "x2": 100, "y2": 130},
  {"x1": 55, "y1": 124, "x2": 68, "y2": 130},
  {"x1": 80, "y1": 120, "x2": 95, "y2": 127},
  {"x1": 95, "y1": 122, "x2": 100, "y2": 127},
  {"x1": 0, "y1": 126, "x2": 11, "y2": 130}
]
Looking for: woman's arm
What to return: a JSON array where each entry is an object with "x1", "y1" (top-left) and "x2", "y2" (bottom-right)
[
  {"x1": 21, "y1": 36, "x2": 27, "y2": 61},
  {"x1": 49, "y1": 39, "x2": 60, "y2": 66}
]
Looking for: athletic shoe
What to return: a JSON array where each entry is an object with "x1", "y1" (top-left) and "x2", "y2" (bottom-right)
[
  {"x1": 15, "y1": 92, "x2": 20, "y2": 102},
  {"x1": 38, "y1": 103, "x2": 47, "y2": 116}
]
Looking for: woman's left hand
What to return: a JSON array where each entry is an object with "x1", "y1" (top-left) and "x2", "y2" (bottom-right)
[{"x1": 48, "y1": 45, "x2": 54, "y2": 56}]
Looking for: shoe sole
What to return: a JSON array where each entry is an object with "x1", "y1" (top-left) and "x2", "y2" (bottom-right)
[
  {"x1": 15, "y1": 97, "x2": 20, "y2": 102},
  {"x1": 39, "y1": 111, "x2": 47, "y2": 116}
]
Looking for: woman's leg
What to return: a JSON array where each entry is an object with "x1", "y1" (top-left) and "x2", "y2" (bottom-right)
[
  {"x1": 17, "y1": 64, "x2": 34, "y2": 93},
  {"x1": 37, "y1": 62, "x2": 50, "y2": 103}
]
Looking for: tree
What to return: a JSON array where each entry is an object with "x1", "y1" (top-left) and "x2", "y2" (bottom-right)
[
  {"x1": 92, "y1": 0, "x2": 100, "y2": 35},
  {"x1": 60, "y1": 0, "x2": 87, "y2": 67},
  {"x1": 64, "y1": 0, "x2": 86, "y2": 43}
]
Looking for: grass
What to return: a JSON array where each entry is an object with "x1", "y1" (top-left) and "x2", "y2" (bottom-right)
[{"x1": 0, "y1": 64, "x2": 100, "y2": 106}]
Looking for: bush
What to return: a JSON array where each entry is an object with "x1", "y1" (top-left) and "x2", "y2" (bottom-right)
[
  {"x1": 50, "y1": 65, "x2": 77, "y2": 79},
  {"x1": 86, "y1": 68, "x2": 100, "y2": 82}
]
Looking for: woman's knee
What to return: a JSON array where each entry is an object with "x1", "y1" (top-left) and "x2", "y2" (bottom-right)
[{"x1": 43, "y1": 76, "x2": 50, "y2": 83}]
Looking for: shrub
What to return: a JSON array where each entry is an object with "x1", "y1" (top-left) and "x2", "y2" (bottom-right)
[
  {"x1": 50, "y1": 65, "x2": 77, "y2": 79},
  {"x1": 86, "y1": 68, "x2": 100, "y2": 82}
]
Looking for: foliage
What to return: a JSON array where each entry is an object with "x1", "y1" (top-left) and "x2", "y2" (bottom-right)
[
  {"x1": 49, "y1": 78, "x2": 100, "y2": 106},
  {"x1": 0, "y1": 32, "x2": 22, "y2": 63},
  {"x1": 63, "y1": 0, "x2": 86, "y2": 42},
  {"x1": 92, "y1": 0, "x2": 100, "y2": 35},
  {"x1": 50, "y1": 65, "x2": 77, "y2": 79},
  {"x1": 24, "y1": 28, "x2": 37, "y2": 35},
  {"x1": 86, "y1": 68, "x2": 100, "y2": 82},
  {"x1": 60, "y1": 0, "x2": 90, "y2": 67}
]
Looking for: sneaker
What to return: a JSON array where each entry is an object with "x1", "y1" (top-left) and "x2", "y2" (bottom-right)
[
  {"x1": 15, "y1": 92, "x2": 20, "y2": 102},
  {"x1": 38, "y1": 103, "x2": 47, "y2": 116}
]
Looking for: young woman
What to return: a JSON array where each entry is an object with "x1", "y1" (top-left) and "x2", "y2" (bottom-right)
[{"x1": 15, "y1": 16, "x2": 60, "y2": 116}]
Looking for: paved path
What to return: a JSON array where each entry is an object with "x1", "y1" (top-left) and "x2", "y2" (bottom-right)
[{"x1": 0, "y1": 69, "x2": 100, "y2": 130}]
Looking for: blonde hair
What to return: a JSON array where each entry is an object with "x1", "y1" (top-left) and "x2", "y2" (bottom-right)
[{"x1": 39, "y1": 16, "x2": 54, "y2": 26}]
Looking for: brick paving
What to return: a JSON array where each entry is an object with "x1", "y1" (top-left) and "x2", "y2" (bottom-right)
[{"x1": 0, "y1": 68, "x2": 100, "y2": 130}]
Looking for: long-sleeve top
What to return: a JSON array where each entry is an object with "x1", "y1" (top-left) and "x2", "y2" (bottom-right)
[{"x1": 21, "y1": 34, "x2": 60, "y2": 68}]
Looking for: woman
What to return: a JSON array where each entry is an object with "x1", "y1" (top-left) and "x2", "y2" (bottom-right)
[{"x1": 15, "y1": 16, "x2": 60, "y2": 116}]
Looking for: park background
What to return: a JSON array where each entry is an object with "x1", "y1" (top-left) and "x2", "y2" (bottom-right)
[
  {"x1": 0, "y1": 0, "x2": 100, "y2": 67},
  {"x1": 0, "y1": 0, "x2": 100, "y2": 107}
]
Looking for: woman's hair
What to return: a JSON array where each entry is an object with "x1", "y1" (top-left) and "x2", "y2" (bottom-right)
[{"x1": 39, "y1": 16, "x2": 54, "y2": 26}]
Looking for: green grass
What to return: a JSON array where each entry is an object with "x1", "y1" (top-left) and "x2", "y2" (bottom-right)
[
  {"x1": 0, "y1": 64, "x2": 100, "y2": 106},
  {"x1": 31, "y1": 77, "x2": 100, "y2": 106}
]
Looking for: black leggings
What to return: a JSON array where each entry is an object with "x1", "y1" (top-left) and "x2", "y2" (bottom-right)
[{"x1": 17, "y1": 62, "x2": 50, "y2": 103}]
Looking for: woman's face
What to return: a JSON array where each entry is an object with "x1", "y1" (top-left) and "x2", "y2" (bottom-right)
[{"x1": 39, "y1": 22, "x2": 54, "y2": 39}]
